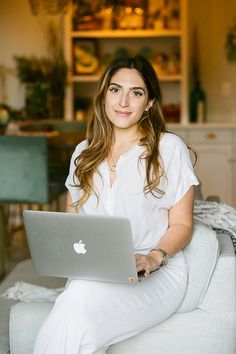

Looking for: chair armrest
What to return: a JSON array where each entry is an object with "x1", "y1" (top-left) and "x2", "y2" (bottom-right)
[
  {"x1": 199, "y1": 235, "x2": 236, "y2": 326},
  {"x1": 10, "y1": 302, "x2": 53, "y2": 354}
]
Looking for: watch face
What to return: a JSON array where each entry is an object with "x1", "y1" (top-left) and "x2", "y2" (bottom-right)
[
  {"x1": 150, "y1": 248, "x2": 168, "y2": 267},
  {"x1": 157, "y1": 248, "x2": 168, "y2": 265},
  {"x1": 161, "y1": 252, "x2": 168, "y2": 266}
]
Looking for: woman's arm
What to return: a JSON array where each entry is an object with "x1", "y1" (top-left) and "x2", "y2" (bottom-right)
[
  {"x1": 136, "y1": 185, "x2": 195, "y2": 276},
  {"x1": 66, "y1": 193, "x2": 77, "y2": 213}
]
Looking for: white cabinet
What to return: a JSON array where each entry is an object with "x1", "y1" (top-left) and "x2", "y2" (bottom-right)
[
  {"x1": 169, "y1": 124, "x2": 236, "y2": 208},
  {"x1": 232, "y1": 131, "x2": 236, "y2": 207},
  {"x1": 63, "y1": 0, "x2": 188, "y2": 123},
  {"x1": 191, "y1": 140, "x2": 233, "y2": 205}
]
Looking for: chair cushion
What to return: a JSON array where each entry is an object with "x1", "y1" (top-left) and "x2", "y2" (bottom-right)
[{"x1": 178, "y1": 220, "x2": 220, "y2": 312}]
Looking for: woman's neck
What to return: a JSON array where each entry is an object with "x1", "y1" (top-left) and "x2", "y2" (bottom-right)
[{"x1": 112, "y1": 128, "x2": 141, "y2": 150}]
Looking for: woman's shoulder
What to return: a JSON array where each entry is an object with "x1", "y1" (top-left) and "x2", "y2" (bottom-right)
[
  {"x1": 160, "y1": 132, "x2": 187, "y2": 150},
  {"x1": 73, "y1": 139, "x2": 89, "y2": 156}
]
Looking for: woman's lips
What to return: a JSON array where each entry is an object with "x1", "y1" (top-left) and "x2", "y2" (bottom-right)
[{"x1": 115, "y1": 110, "x2": 131, "y2": 117}]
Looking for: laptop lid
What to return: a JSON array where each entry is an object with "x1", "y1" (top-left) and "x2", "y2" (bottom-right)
[{"x1": 23, "y1": 210, "x2": 138, "y2": 284}]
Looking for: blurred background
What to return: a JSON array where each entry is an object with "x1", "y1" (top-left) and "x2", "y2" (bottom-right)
[{"x1": 1, "y1": 0, "x2": 236, "y2": 121}]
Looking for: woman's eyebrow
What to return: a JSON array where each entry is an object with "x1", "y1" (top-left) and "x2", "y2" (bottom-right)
[
  {"x1": 109, "y1": 82, "x2": 121, "y2": 87},
  {"x1": 131, "y1": 86, "x2": 145, "y2": 92},
  {"x1": 109, "y1": 82, "x2": 145, "y2": 92}
]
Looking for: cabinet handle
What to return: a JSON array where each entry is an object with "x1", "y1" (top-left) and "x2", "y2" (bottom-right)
[{"x1": 205, "y1": 132, "x2": 216, "y2": 140}]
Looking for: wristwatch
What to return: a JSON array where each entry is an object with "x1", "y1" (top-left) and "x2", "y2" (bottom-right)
[{"x1": 150, "y1": 248, "x2": 169, "y2": 268}]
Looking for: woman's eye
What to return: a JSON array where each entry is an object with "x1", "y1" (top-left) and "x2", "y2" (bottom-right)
[
  {"x1": 109, "y1": 86, "x2": 119, "y2": 93},
  {"x1": 132, "y1": 91, "x2": 143, "y2": 97}
]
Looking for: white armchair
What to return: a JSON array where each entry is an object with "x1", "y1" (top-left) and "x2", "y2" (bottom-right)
[{"x1": 0, "y1": 220, "x2": 235, "y2": 354}]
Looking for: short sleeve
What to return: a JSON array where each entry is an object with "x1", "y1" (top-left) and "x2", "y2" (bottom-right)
[
  {"x1": 160, "y1": 133, "x2": 199, "y2": 207},
  {"x1": 173, "y1": 141, "x2": 199, "y2": 205},
  {"x1": 65, "y1": 140, "x2": 88, "y2": 203}
]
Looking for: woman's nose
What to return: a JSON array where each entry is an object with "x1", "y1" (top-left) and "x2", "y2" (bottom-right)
[{"x1": 119, "y1": 92, "x2": 129, "y2": 107}]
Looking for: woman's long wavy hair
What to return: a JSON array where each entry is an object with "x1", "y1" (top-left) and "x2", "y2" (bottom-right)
[{"x1": 73, "y1": 55, "x2": 167, "y2": 209}]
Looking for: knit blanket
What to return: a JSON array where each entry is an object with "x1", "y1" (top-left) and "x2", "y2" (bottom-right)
[{"x1": 194, "y1": 200, "x2": 236, "y2": 253}]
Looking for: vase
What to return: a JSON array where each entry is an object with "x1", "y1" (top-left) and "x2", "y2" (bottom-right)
[
  {"x1": 47, "y1": 94, "x2": 64, "y2": 119},
  {"x1": 25, "y1": 83, "x2": 49, "y2": 119}
]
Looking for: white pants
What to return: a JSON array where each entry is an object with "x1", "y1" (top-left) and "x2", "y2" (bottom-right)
[{"x1": 33, "y1": 255, "x2": 187, "y2": 354}]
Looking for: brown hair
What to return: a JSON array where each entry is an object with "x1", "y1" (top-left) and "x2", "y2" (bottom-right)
[{"x1": 73, "y1": 55, "x2": 167, "y2": 209}]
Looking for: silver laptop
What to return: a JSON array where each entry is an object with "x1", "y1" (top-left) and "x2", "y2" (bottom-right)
[{"x1": 23, "y1": 210, "x2": 139, "y2": 284}]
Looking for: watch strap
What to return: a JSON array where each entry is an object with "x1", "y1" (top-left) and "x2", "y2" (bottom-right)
[{"x1": 150, "y1": 248, "x2": 169, "y2": 267}]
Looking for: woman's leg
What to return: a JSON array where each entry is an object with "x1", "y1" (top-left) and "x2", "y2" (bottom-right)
[{"x1": 33, "y1": 257, "x2": 187, "y2": 354}]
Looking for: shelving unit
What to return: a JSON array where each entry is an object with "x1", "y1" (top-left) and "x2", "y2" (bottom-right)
[{"x1": 63, "y1": 0, "x2": 188, "y2": 124}]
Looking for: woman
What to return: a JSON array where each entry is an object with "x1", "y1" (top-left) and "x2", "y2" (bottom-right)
[{"x1": 33, "y1": 55, "x2": 199, "y2": 354}]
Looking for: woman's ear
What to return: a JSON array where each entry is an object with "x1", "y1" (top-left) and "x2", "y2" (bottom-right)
[{"x1": 145, "y1": 99, "x2": 155, "y2": 111}]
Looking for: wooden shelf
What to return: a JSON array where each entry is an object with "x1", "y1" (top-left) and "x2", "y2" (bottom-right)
[
  {"x1": 69, "y1": 74, "x2": 182, "y2": 83},
  {"x1": 71, "y1": 29, "x2": 182, "y2": 39}
]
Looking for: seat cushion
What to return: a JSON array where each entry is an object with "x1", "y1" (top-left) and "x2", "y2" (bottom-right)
[{"x1": 178, "y1": 220, "x2": 220, "y2": 312}]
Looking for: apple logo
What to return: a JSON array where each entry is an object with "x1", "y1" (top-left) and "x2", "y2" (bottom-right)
[{"x1": 73, "y1": 240, "x2": 87, "y2": 254}]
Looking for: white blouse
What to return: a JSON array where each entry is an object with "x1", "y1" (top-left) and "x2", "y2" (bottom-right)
[{"x1": 65, "y1": 132, "x2": 199, "y2": 254}]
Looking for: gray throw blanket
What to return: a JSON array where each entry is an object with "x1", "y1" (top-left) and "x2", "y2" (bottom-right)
[{"x1": 194, "y1": 200, "x2": 236, "y2": 253}]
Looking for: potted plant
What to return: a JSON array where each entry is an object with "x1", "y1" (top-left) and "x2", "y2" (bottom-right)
[{"x1": 14, "y1": 24, "x2": 67, "y2": 119}]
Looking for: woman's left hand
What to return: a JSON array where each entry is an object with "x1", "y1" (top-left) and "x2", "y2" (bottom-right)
[{"x1": 135, "y1": 252, "x2": 162, "y2": 277}]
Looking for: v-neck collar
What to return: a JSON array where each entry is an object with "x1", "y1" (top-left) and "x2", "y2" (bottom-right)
[{"x1": 101, "y1": 144, "x2": 143, "y2": 189}]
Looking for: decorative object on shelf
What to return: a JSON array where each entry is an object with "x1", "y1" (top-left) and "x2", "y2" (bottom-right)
[
  {"x1": 73, "y1": 40, "x2": 99, "y2": 74},
  {"x1": 14, "y1": 24, "x2": 67, "y2": 119},
  {"x1": 153, "y1": 52, "x2": 169, "y2": 75},
  {"x1": 225, "y1": 16, "x2": 236, "y2": 63},
  {"x1": 0, "y1": 103, "x2": 26, "y2": 134},
  {"x1": 28, "y1": 0, "x2": 71, "y2": 15},
  {"x1": 189, "y1": 80, "x2": 206, "y2": 123},
  {"x1": 152, "y1": 7, "x2": 165, "y2": 30},
  {"x1": 73, "y1": 0, "x2": 103, "y2": 30},
  {"x1": 147, "y1": 0, "x2": 164, "y2": 30},
  {"x1": 189, "y1": 26, "x2": 207, "y2": 123},
  {"x1": 163, "y1": 103, "x2": 180, "y2": 123},
  {"x1": 113, "y1": 0, "x2": 147, "y2": 30},
  {"x1": 167, "y1": 52, "x2": 180, "y2": 74},
  {"x1": 167, "y1": 1, "x2": 180, "y2": 29},
  {"x1": 153, "y1": 51, "x2": 180, "y2": 76},
  {"x1": 0, "y1": 104, "x2": 10, "y2": 134},
  {"x1": 100, "y1": 5, "x2": 114, "y2": 30},
  {"x1": 116, "y1": 6, "x2": 144, "y2": 30},
  {"x1": 147, "y1": 0, "x2": 180, "y2": 30}
]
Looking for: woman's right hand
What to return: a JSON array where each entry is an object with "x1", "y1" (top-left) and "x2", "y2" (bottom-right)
[{"x1": 135, "y1": 252, "x2": 162, "y2": 277}]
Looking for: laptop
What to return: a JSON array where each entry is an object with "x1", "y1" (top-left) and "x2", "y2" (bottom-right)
[{"x1": 23, "y1": 210, "x2": 139, "y2": 284}]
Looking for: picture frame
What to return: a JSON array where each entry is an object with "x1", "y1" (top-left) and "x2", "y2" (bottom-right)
[{"x1": 73, "y1": 39, "x2": 99, "y2": 75}]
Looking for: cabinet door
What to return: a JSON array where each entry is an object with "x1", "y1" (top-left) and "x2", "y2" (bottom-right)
[
  {"x1": 232, "y1": 132, "x2": 236, "y2": 208},
  {"x1": 193, "y1": 143, "x2": 233, "y2": 206}
]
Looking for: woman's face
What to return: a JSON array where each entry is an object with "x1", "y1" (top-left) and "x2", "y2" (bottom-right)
[{"x1": 104, "y1": 68, "x2": 153, "y2": 132}]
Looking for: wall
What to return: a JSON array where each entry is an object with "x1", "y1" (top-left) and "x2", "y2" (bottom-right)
[
  {"x1": 0, "y1": 0, "x2": 61, "y2": 109},
  {"x1": 1, "y1": 0, "x2": 236, "y2": 122},
  {"x1": 188, "y1": 0, "x2": 236, "y2": 122}
]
